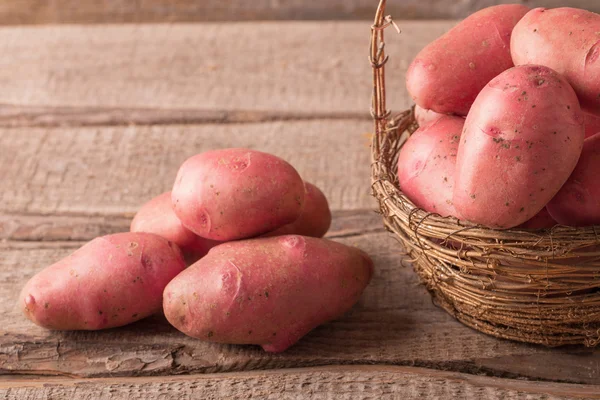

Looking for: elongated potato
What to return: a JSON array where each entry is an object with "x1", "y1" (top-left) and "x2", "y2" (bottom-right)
[
  {"x1": 163, "y1": 235, "x2": 373, "y2": 353},
  {"x1": 453, "y1": 65, "x2": 584, "y2": 229},
  {"x1": 19, "y1": 233, "x2": 186, "y2": 330},
  {"x1": 397, "y1": 115, "x2": 464, "y2": 217},
  {"x1": 406, "y1": 4, "x2": 529, "y2": 115},
  {"x1": 172, "y1": 148, "x2": 305, "y2": 241},
  {"x1": 131, "y1": 191, "x2": 222, "y2": 262},
  {"x1": 265, "y1": 182, "x2": 331, "y2": 238},
  {"x1": 585, "y1": 113, "x2": 600, "y2": 138},
  {"x1": 511, "y1": 8, "x2": 600, "y2": 114},
  {"x1": 547, "y1": 134, "x2": 600, "y2": 226}
]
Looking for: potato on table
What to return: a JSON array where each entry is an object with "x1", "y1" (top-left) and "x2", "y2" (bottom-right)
[
  {"x1": 131, "y1": 191, "x2": 222, "y2": 262},
  {"x1": 397, "y1": 115, "x2": 464, "y2": 217},
  {"x1": 406, "y1": 4, "x2": 529, "y2": 116},
  {"x1": 172, "y1": 148, "x2": 305, "y2": 241},
  {"x1": 19, "y1": 232, "x2": 186, "y2": 330},
  {"x1": 511, "y1": 7, "x2": 600, "y2": 115},
  {"x1": 163, "y1": 235, "x2": 373, "y2": 353},
  {"x1": 453, "y1": 65, "x2": 584, "y2": 229},
  {"x1": 264, "y1": 182, "x2": 331, "y2": 238},
  {"x1": 547, "y1": 134, "x2": 600, "y2": 226}
]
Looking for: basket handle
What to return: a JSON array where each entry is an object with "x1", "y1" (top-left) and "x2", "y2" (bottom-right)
[{"x1": 370, "y1": 0, "x2": 401, "y2": 149}]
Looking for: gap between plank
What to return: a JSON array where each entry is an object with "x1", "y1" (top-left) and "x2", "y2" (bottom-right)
[{"x1": 0, "y1": 104, "x2": 371, "y2": 128}]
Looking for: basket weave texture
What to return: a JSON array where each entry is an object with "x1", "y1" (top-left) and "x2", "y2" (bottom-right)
[{"x1": 369, "y1": 0, "x2": 600, "y2": 346}]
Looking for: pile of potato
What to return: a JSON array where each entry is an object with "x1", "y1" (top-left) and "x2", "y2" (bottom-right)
[
  {"x1": 19, "y1": 149, "x2": 373, "y2": 353},
  {"x1": 401, "y1": 5, "x2": 600, "y2": 229}
]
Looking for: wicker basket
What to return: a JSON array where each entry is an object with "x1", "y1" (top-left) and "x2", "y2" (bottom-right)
[{"x1": 369, "y1": 0, "x2": 600, "y2": 346}]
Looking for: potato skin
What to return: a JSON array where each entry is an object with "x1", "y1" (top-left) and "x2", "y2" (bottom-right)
[
  {"x1": 397, "y1": 115, "x2": 464, "y2": 217},
  {"x1": 517, "y1": 207, "x2": 556, "y2": 230},
  {"x1": 585, "y1": 113, "x2": 600, "y2": 138},
  {"x1": 547, "y1": 134, "x2": 600, "y2": 226},
  {"x1": 163, "y1": 235, "x2": 373, "y2": 353},
  {"x1": 414, "y1": 105, "x2": 446, "y2": 127},
  {"x1": 453, "y1": 65, "x2": 584, "y2": 229},
  {"x1": 172, "y1": 148, "x2": 305, "y2": 241},
  {"x1": 406, "y1": 4, "x2": 529, "y2": 115},
  {"x1": 511, "y1": 8, "x2": 600, "y2": 115},
  {"x1": 131, "y1": 191, "x2": 222, "y2": 262},
  {"x1": 19, "y1": 232, "x2": 186, "y2": 330},
  {"x1": 264, "y1": 182, "x2": 331, "y2": 238}
]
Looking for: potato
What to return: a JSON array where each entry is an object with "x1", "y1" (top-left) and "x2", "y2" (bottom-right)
[
  {"x1": 547, "y1": 134, "x2": 600, "y2": 226},
  {"x1": 172, "y1": 148, "x2": 305, "y2": 241},
  {"x1": 19, "y1": 233, "x2": 186, "y2": 330},
  {"x1": 131, "y1": 191, "x2": 222, "y2": 262},
  {"x1": 585, "y1": 113, "x2": 600, "y2": 138},
  {"x1": 414, "y1": 105, "x2": 445, "y2": 127},
  {"x1": 511, "y1": 8, "x2": 600, "y2": 115},
  {"x1": 516, "y1": 207, "x2": 556, "y2": 230},
  {"x1": 406, "y1": 4, "x2": 529, "y2": 115},
  {"x1": 453, "y1": 65, "x2": 584, "y2": 229},
  {"x1": 163, "y1": 235, "x2": 373, "y2": 352},
  {"x1": 397, "y1": 115, "x2": 464, "y2": 217},
  {"x1": 265, "y1": 182, "x2": 331, "y2": 238}
]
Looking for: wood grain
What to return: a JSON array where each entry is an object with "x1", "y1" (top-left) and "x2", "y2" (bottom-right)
[
  {"x1": 0, "y1": 121, "x2": 374, "y2": 215},
  {"x1": 2, "y1": 227, "x2": 599, "y2": 383},
  {"x1": 2, "y1": 365, "x2": 599, "y2": 400},
  {"x1": 0, "y1": 22, "x2": 450, "y2": 114},
  {"x1": 0, "y1": 1, "x2": 598, "y2": 24}
]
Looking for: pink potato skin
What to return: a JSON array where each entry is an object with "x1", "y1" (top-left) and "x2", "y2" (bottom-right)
[
  {"x1": 163, "y1": 235, "x2": 373, "y2": 353},
  {"x1": 19, "y1": 232, "x2": 186, "y2": 330},
  {"x1": 547, "y1": 134, "x2": 600, "y2": 226},
  {"x1": 406, "y1": 4, "x2": 529, "y2": 115},
  {"x1": 453, "y1": 65, "x2": 584, "y2": 229},
  {"x1": 264, "y1": 182, "x2": 331, "y2": 238},
  {"x1": 414, "y1": 105, "x2": 446, "y2": 127},
  {"x1": 397, "y1": 115, "x2": 465, "y2": 217},
  {"x1": 131, "y1": 192, "x2": 222, "y2": 262},
  {"x1": 172, "y1": 149, "x2": 305, "y2": 241},
  {"x1": 511, "y1": 8, "x2": 600, "y2": 115},
  {"x1": 585, "y1": 113, "x2": 600, "y2": 138},
  {"x1": 516, "y1": 207, "x2": 556, "y2": 229}
]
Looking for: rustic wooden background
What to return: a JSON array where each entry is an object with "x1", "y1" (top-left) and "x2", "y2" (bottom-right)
[
  {"x1": 0, "y1": 0, "x2": 598, "y2": 23},
  {"x1": 1, "y1": 1, "x2": 600, "y2": 399}
]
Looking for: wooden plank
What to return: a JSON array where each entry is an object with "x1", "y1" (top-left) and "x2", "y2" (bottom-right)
[
  {"x1": 1, "y1": 365, "x2": 599, "y2": 400},
  {"x1": 2, "y1": 227, "x2": 600, "y2": 383},
  {"x1": 0, "y1": 22, "x2": 451, "y2": 114},
  {"x1": 0, "y1": 1, "x2": 598, "y2": 24},
  {"x1": 0, "y1": 121, "x2": 374, "y2": 215}
]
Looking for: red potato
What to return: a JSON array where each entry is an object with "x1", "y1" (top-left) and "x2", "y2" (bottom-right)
[
  {"x1": 19, "y1": 233, "x2": 186, "y2": 330},
  {"x1": 163, "y1": 235, "x2": 373, "y2": 353},
  {"x1": 585, "y1": 113, "x2": 600, "y2": 138},
  {"x1": 397, "y1": 115, "x2": 464, "y2": 217},
  {"x1": 517, "y1": 207, "x2": 556, "y2": 230},
  {"x1": 453, "y1": 65, "x2": 584, "y2": 229},
  {"x1": 406, "y1": 4, "x2": 529, "y2": 116},
  {"x1": 511, "y1": 8, "x2": 600, "y2": 115},
  {"x1": 265, "y1": 182, "x2": 331, "y2": 238},
  {"x1": 414, "y1": 105, "x2": 445, "y2": 127},
  {"x1": 547, "y1": 134, "x2": 600, "y2": 226},
  {"x1": 131, "y1": 192, "x2": 222, "y2": 261},
  {"x1": 172, "y1": 148, "x2": 305, "y2": 241}
]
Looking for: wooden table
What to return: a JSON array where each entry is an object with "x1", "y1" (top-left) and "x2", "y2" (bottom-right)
[{"x1": 0, "y1": 18, "x2": 599, "y2": 399}]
